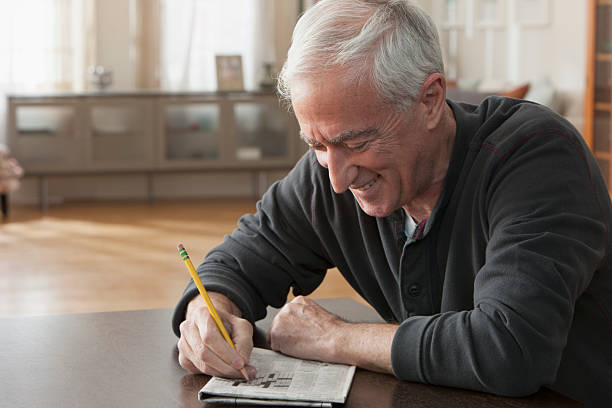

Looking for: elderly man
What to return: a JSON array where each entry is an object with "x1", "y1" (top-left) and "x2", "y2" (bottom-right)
[{"x1": 173, "y1": 1, "x2": 611, "y2": 406}]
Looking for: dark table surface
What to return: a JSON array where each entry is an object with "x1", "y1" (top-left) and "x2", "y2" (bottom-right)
[{"x1": 1, "y1": 298, "x2": 582, "y2": 408}]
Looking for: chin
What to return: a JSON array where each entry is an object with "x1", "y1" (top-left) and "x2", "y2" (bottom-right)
[{"x1": 357, "y1": 201, "x2": 395, "y2": 218}]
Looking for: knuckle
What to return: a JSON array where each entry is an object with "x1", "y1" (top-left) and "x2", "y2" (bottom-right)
[
  {"x1": 196, "y1": 344, "x2": 212, "y2": 362},
  {"x1": 196, "y1": 306, "x2": 209, "y2": 319},
  {"x1": 204, "y1": 315, "x2": 216, "y2": 329},
  {"x1": 276, "y1": 310, "x2": 290, "y2": 323},
  {"x1": 179, "y1": 320, "x2": 188, "y2": 333},
  {"x1": 275, "y1": 307, "x2": 289, "y2": 319},
  {"x1": 200, "y1": 362, "x2": 223, "y2": 378},
  {"x1": 235, "y1": 319, "x2": 253, "y2": 334},
  {"x1": 201, "y1": 327, "x2": 215, "y2": 344}
]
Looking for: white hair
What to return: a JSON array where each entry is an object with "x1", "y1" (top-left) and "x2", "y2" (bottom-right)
[{"x1": 277, "y1": 0, "x2": 444, "y2": 111}]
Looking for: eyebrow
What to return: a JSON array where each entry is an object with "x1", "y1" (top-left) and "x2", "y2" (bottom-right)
[{"x1": 300, "y1": 127, "x2": 379, "y2": 146}]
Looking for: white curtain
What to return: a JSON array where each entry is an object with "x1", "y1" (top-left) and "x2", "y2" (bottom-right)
[
  {"x1": 160, "y1": 0, "x2": 276, "y2": 91},
  {"x1": 0, "y1": 0, "x2": 89, "y2": 145}
]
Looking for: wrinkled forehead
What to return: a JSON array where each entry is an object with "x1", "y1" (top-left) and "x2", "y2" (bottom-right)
[
  {"x1": 290, "y1": 73, "x2": 385, "y2": 115},
  {"x1": 290, "y1": 74, "x2": 407, "y2": 145}
]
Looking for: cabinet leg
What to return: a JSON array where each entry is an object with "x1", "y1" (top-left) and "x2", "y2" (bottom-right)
[
  {"x1": 146, "y1": 173, "x2": 154, "y2": 205},
  {"x1": 39, "y1": 176, "x2": 49, "y2": 212},
  {"x1": 1, "y1": 193, "x2": 8, "y2": 219},
  {"x1": 253, "y1": 171, "x2": 269, "y2": 199}
]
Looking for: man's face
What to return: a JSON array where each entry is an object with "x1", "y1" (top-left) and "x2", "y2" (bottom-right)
[{"x1": 291, "y1": 75, "x2": 432, "y2": 218}]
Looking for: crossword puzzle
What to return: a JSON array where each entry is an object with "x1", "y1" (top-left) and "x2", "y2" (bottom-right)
[{"x1": 230, "y1": 372, "x2": 293, "y2": 388}]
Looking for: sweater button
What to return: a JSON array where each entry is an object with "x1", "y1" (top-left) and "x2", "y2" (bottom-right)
[{"x1": 408, "y1": 283, "x2": 421, "y2": 297}]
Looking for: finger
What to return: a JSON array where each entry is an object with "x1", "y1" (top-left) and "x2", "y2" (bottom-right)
[
  {"x1": 203, "y1": 364, "x2": 236, "y2": 378},
  {"x1": 244, "y1": 364, "x2": 257, "y2": 379},
  {"x1": 229, "y1": 316, "x2": 254, "y2": 362},
  {"x1": 181, "y1": 317, "x2": 237, "y2": 376},
  {"x1": 291, "y1": 295, "x2": 308, "y2": 305},
  {"x1": 197, "y1": 314, "x2": 248, "y2": 374},
  {"x1": 180, "y1": 344, "x2": 237, "y2": 378},
  {"x1": 178, "y1": 321, "x2": 208, "y2": 374},
  {"x1": 177, "y1": 325, "x2": 209, "y2": 374},
  {"x1": 177, "y1": 337, "x2": 201, "y2": 374},
  {"x1": 191, "y1": 307, "x2": 254, "y2": 378}
]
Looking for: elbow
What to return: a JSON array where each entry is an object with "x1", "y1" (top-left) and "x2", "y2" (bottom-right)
[
  {"x1": 482, "y1": 358, "x2": 554, "y2": 397},
  {"x1": 487, "y1": 376, "x2": 541, "y2": 397}
]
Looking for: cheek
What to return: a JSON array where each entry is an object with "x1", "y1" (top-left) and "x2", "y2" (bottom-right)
[{"x1": 370, "y1": 136, "x2": 403, "y2": 157}]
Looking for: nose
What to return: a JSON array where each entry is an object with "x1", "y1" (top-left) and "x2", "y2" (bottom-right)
[{"x1": 316, "y1": 147, "x2": 356, "y2": 193}]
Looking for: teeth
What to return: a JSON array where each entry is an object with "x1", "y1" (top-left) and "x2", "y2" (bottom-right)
[{"x1": 355, "y1": 176, "x2": 378, "y2": 191}]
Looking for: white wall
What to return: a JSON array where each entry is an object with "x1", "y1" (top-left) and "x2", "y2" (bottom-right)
[
  {"x1": 94, "y1": 0, "x2": 137, "y2": 90},
  {"x1": 91, "y1": 0, "x2": 299, "y2": 91},
  {"x1": 422, "y1": 0, "x2": 586, "y2": 129}
]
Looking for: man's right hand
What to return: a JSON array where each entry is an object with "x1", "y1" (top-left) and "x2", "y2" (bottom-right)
[{"x1": 177, "y1": 292, "x2": 256, "y2": 379}]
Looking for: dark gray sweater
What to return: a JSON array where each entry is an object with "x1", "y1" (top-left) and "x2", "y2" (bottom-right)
[{"x1": 173, "y1": 97, "x2": 612, "y2": 407}]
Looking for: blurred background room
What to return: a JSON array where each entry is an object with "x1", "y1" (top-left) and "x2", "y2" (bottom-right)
[{"x1": 0, "y1": 0, "x2": 610, "y2": 318}]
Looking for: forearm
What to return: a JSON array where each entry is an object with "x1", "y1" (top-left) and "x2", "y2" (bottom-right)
[{"x1": 334, "y1": 322, "x2": 396, "y2": 374}]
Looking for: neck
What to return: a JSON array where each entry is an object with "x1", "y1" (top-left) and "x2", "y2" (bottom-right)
[{"x1": 403, "y1": 103, "x2": 456, "y2": 223}]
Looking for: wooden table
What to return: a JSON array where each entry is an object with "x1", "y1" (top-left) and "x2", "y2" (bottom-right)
[{"x1": 1, "y1": 298, "x2": 581, "y2": 407}]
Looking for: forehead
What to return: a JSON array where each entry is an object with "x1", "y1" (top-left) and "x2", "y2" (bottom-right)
[
  {"x1": 291, "y1": 75, "x2": 382, "y2": 113},
  {"x1": 290, "y1": 75, "x2": 390, "y2": 137}
]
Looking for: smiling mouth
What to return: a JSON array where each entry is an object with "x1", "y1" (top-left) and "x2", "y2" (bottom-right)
[{"x1": 351, "y1": 175, "x2": 379, "y2": 192}]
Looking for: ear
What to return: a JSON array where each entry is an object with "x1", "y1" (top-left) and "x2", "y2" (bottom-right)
[{"x1": 417, "y1": 73, "x2": 446, "y2": 131}]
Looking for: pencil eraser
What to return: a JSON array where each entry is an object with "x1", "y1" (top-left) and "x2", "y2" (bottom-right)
[{"x1": 177, "y1": 244, "x2": 185, "y2": 251}]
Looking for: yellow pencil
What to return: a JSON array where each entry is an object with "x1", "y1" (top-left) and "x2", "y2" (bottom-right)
[{"x1": 177, "y1": 244, "x2": 249, "y2": 380}]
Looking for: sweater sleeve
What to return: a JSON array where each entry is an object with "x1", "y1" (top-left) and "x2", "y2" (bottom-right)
[
  {"x1": 172, "y1": 152, "x2": 334, "y2": 336},
  {"x1": 391, "y1": 126, "x2": 608, "y2": 395}
]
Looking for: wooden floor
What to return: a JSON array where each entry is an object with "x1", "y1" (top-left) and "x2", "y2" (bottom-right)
[{"x1": 0, "y1": 199, "x2": 365, "y2": 318}]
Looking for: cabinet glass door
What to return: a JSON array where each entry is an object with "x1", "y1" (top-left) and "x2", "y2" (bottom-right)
[
  {"x1": 89, "y1": 102, "x2": 153, "y2": 168},
  {"x1": 234, "y1": 102, "x2": 289, "y2": 161},
  {"x1": 163, "y1": 103, "x2": 220, "y2": 161},
  {"x1": 13, "y1": 105, "x2": 77, "y2": 169}
]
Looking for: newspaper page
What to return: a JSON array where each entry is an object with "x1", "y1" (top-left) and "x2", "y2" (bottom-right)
[{"x1": 199, "y1": 348, "x2": 356, "y2": 406}]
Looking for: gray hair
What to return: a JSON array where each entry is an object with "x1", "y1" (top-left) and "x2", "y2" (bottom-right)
[{"x1": 277, "y1": 0, "x2": 444, "y2": 111}]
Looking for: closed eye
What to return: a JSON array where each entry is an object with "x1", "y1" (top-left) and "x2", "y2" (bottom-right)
[
  {"x1": 308, "y1": 142, "x2": 326, "y2": 151},
  {"x1": 344, "y1": 141, "x2": 369, "y2": 152}
]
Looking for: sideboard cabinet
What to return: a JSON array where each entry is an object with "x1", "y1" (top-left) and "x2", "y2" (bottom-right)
[
  {"x1": 584, "y1": 0, "x2": 612, "y2": 190},
  {"x1": 7, "y1": 91, "x2": 303, "y2": 207}
]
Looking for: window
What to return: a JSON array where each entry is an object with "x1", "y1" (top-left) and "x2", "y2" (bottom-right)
[{"x1": 159, "y1": 0, "x2": 276, "y2": 91}]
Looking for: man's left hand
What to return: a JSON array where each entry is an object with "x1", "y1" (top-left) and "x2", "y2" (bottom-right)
[{"x1": 267, "y1": 296, "x2": 346, "y2": 363}]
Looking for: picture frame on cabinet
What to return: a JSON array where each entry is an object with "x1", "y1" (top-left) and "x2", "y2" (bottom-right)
[{"x1": 215, "y1": 55, "x2": 244, "y2": 92}]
